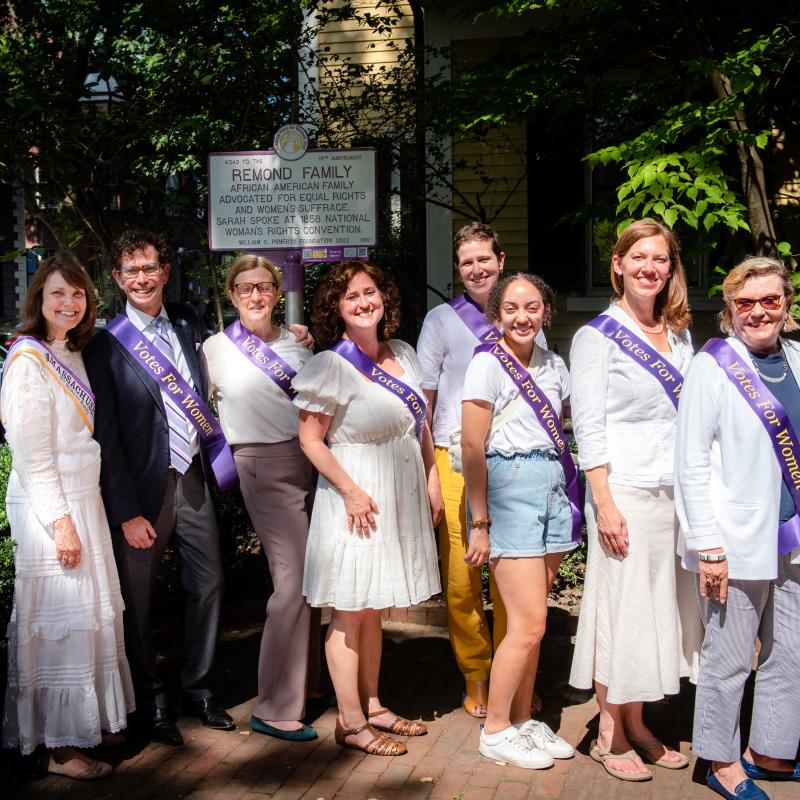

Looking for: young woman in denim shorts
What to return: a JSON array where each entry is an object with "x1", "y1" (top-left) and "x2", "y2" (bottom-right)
[{"x1": 461, "y1": 273, "x2": 577, "y2": 770}]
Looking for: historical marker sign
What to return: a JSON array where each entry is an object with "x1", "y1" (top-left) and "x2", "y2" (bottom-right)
[{"x1": 208, "y1": 148, "x2": 377, "y2": 259}]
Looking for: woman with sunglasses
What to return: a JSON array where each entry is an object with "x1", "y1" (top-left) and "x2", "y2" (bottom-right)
[
  {"x1": 675, "y1": 256, "x2": 800, "y2": 800},
  {"x1": 203, "y1": 254, "x2": 322, "y2": 742}
]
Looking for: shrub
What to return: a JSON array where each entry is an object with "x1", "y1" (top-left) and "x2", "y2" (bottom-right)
[{"x1": 0, "y1": 444, "x2": 14, "y2": 653}]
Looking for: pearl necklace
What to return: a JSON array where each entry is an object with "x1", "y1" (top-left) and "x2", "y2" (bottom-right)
[
  {"x1": 638, "y1": 319, "x2": 665, "y2": 335},
  {"x1": 753, "y1": 357, "x2": 788, "y2": 384}
]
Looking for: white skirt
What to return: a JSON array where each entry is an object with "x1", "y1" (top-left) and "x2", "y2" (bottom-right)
[
  {"x1": 3, "y1": 471, "x2": 135, "y2": 755},
  {"x1": 569, "y1": 483, "x2": 702, "y2": 704},
  {"x1": 303, "y1": 437, "x2": 441, "y2": 610}
]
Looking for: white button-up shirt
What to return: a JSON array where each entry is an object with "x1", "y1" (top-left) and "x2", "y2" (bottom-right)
[{"x1": 569, "y1": 303, "x2": 693, "y2": 487}]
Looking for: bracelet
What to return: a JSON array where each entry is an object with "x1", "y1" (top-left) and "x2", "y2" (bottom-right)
[
  {"x1": 469, "y1": 517, "x2": 491, "y2": 530},
  {"x1": 698, "y1": 551, "x2": 727, "y2": 562}
]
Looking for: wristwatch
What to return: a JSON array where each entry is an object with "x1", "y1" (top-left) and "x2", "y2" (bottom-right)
[{"x1": 698, "y1": 551, "x2": 727, "y2": 562}]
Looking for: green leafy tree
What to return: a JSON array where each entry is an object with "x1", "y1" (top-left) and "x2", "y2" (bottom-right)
[
  {"x1": 443, "y1": 0, "x2": 800, "y2": 258},
  {"x1": 0, "y1": 1, "x2": 301, "y2": 270}
]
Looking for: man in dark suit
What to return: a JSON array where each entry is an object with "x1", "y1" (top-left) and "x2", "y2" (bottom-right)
[{"x1": 84, "y1": 230, "x2": 233, "y2": 745}]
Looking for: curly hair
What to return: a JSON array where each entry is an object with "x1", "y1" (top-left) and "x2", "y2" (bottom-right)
[
  {"x1": 610, "y1": 218, "x2": 691, "y2": 332},
  {"x1": 111, "y1": 228, "x2": 171, "y2": 268},
  {"x1": 311, "y1": 261, "x2": 401, "y2": 349},
  {"x1": 718, "y1": 255, "x2": 799, "y2": 334},
  {"x1": 18, "y1": 253, "x2": 97, "y2": 351},
  {"x1": 486, "y1": 272, "x2": 555, "y2": 328}
]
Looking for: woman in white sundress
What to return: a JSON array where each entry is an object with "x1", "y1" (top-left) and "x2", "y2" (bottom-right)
[
  {"x1": 294, "y1": 261, "x2": 442, "y2": 757},
  {"x1": 1, "y1": 254, "x2": 134, "y2": 779},
  {"x1": 569, "y1": 219, "x2": 702, "y2": 782}
]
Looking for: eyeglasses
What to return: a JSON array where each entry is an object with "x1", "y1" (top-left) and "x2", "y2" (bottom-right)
[
  {"x1": 117, "y1": 263, "x2": 162, "y2": 279},
  {"x1": 233, "y1": 281, "x2": 277, "y2": 297},
  {"x1": 731, "y1": 294, "x2": 785, "y2": 314}
]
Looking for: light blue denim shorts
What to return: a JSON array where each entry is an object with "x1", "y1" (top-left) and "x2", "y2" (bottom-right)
[{"x1": 482, "y1": 449, "x2": 577, "y2": 559}]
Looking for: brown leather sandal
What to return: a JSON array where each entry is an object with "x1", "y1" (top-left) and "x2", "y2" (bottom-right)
[
  {"x1": 462, "y1": 679, "x2": 489, "y2": 718},
  {"x1": 334, "y1": 720, "x2": 407, "y2": 756},
  {"x1": 368, "y1": 707, "x2": 427, "y2": 736}
]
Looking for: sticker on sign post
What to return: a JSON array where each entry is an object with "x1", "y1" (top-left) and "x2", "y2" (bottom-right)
[{"x1": 207, "y1": 148, "x2": 377, "y2": 254}]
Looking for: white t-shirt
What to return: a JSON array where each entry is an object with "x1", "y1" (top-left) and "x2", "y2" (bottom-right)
[
  {"x1": 462, "y1": 348, "x2": 569, "y2": 457},
  {"x1": 417, "y1": 299, "x2": 547, "y2": 446},
  {"x1": 203, "y1": 326, "x2": 311, "y2": 445}
]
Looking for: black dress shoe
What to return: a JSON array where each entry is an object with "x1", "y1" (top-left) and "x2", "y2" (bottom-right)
[
  {"x1": 183, "y1": 696, "x2": 235, "y2": 731},
  {"x1": 151, "y1": 708, "x2": 184, "y2": 746}
]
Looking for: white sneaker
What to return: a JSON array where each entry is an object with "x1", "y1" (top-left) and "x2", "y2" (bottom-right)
[
  {"x1": 479, "y1": 726, "x2": 554, "y2": 769},
  {"x1": 516, "y1": 719, "x2": 575, "y2": 759}
]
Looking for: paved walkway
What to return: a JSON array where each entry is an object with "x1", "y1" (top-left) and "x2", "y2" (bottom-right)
[{"x1": 4, "y1": 611, "x2": 797, "y2": 800}]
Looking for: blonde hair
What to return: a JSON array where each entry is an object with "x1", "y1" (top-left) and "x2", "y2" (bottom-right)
[
  {"x1": 718, "y1": 255, "x2": 798, "y2": 334},
  {"x1": 225, "y1": 254, "x2": 283, "y2": 296},
  {"x1": 610, "y1": 218, "x2": 691, "y2": 332}
]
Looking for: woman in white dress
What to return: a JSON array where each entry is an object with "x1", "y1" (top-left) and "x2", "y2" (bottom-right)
[
  {"x1": 2, "y1": 254, "x2": 134, "y2": 779},
  {"x1": 569, "y1": 219, "x2": 702, "y2": 781},
  {"x1": 294, "y1": 261, "x2": 442, "y2": 756}
]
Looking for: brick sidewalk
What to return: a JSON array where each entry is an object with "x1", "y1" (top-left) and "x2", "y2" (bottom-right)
[{"x1": 4, "y1": 618, "x2": 796, "y2": 800}]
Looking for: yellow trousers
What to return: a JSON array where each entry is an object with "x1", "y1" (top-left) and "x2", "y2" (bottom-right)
[{"x1": 435, "y1": 446, "x2": 506, "y2": 682}]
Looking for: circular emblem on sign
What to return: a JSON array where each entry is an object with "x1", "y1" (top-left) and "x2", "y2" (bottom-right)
[{"x1": 273, "y1": 124, "x2": 309, "y2": 161}]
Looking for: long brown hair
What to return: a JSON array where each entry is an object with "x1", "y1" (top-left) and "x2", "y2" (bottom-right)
[
  {"x1": 18, "y1": 253, "x2": 97, "y2": 351},
  {"x1": 610, "y1": 218, "x2": 691, "y2": 332},
  {"x1": 311, "y1": 261, "x2": 401, "y2": 349}
]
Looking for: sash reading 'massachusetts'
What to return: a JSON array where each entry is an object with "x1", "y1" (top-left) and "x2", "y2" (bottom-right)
[
  {"x1": 475, "y1": 341, "x2": 583, "y2": 544},
  {"x1": 586, "y1": 314, "x2": 684, "y2": 409},
  {"x1": 330, "y1": 339, "x2": 426, "y2": 441},
  {"x1": 107, "y1": 315, "x2": 238, "y2": 492},
  {"x1": 448, "y1": 292, "x2": 501, "y2": 343},
  {"x1": 224, "y1": 321, "x2": 297, "y2": 400},
  {"x1": 702, "y1": 337, "x2": 800, "y2": 555},
  {"x1": 4, "y1": 336, "x2": 96, "y2": 432}
]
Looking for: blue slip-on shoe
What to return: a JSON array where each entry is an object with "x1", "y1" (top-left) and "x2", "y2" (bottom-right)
[
  {"x1": 706, "y1": 770, "x2": 770, "y2": 800},
  {"x1": 250, "y1": 715, "x2": 318, "y2": 742},
  {"x1": 741, "y1": 756, "x2": 800, "y2": 781}
]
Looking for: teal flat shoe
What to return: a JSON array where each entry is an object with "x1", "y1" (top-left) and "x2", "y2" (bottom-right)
[{"x1": 250, "y1": 715, "x2": 318, "y2": 741}]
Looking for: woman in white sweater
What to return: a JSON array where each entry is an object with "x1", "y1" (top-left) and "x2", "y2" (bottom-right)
[
  {"x1": 675, "y1": 256, "x2": 800, "y2": 800},
  {"x1": 569, "y1": 219, "x2": 702, "y2": 782}
]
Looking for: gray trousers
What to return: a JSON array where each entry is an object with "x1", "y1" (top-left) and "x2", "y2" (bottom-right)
[
  {"x1": 234, "y1": 440, "x2": 321, "y2": 722},
  {"x1": 692, "y1": 554, "x2": 800, "y2": 763},
  {"x1": 113, "y1": 457, "x2": 223, "y2": 712}
]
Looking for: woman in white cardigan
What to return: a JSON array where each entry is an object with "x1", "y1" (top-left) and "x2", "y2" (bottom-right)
[
  {"x1": 569, "y1": 219, "x2": 702, "y2": 782},
  {"x1": 675, "y1": 256, "x2": 800, "y2": 800}
]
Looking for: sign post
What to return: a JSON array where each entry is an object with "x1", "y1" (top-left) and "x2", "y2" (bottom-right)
[{"x1": 208, "y1": 137, "x2": 377, "y2": 324}]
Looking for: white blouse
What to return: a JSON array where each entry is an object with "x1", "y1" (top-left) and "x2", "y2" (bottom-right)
[
  {"x1": 204, "y1": 326, "x2": 311, "y2": 445},
  {"x1": 569, "y1": 303, "x2": 693, "y2": 487},
  {"x1": 417, "y1": 301, "x2": 547, "y2": 447},
  {"x1": 462, "y1": 348, "x2": 570, "y2": 456},
  {"x1": 1, "y1": 340, "x2": 99, "y2": 527}
]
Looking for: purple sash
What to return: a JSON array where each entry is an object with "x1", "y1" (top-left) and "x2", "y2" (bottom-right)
[
  {"x1": 107, "y1": 315, "x2": 238, "y2": 492},
  {"x1": 330, "y1": 339, "x2": 426, "y2": 441},
  {"x1": 5, "y1": 336, "x2": 96, "y2": 432},
  {"x1": 586, "y1": 314, "x2": 684, "y2": 409},
  {"x1": 476, "y1": 342, "x2": 583, "y2": 543},
  {"x1": 448, "y1": 292, "x2": 501, "y2": 343},
  {"x1": 224, "y1": 321, "x2": 297, "y2": 400},
  {"x1": 702, "y1": 338, "x2": 800, "y2": 555}
]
